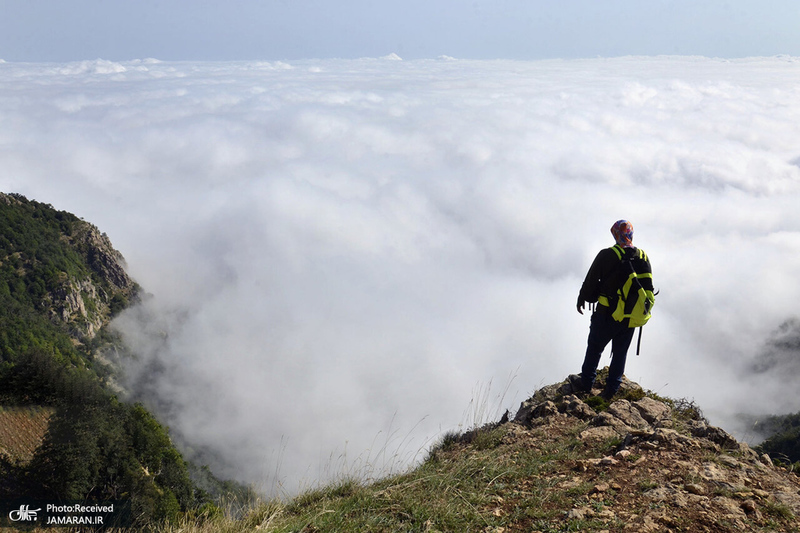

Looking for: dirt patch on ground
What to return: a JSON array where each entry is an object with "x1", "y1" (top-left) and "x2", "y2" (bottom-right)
[{"x1": 0, "y1": 406, "x2": 54, "y2": 464}]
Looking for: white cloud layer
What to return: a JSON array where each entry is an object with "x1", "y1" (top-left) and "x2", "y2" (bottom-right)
[{"x1": 3, "y1": 56, "x2": 800, "y2": 493}]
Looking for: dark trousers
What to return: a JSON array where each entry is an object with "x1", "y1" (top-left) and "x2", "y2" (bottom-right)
[{"x1": 581, "y1": 306, "x2": 634, "y2": 393}]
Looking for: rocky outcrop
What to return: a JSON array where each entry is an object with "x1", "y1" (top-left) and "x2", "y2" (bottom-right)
[
  {"x1": 51, "y1": 221, "x2": 138, "y2": 340},
  {"x1": 70, "y1": 222, "x2": 134, "y2": 295},
  {"x1": 507, "y1": 374, "x2": 800, "y2": 531},
  {"x1": 514, "y1": 374, "x2": 746, "y2": 452}
]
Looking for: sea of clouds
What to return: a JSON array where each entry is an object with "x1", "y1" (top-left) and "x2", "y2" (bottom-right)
[{"x1": 2, "y1": 55, "x2": 800, "y2": 494}]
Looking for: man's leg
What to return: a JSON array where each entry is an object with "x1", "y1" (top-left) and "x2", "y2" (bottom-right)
[
  {"x1": 604, "y1": 324, "x2": 635, "y2": 395},
  {"x1": 580, "y1": 310, "x2": 614, "y2": 391}
]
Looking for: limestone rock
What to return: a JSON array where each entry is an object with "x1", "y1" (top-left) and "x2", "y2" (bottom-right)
[
  {"x1": 592, "y1": 411, "x2": 634, "y2": 436},
  {"x1": 632, "y1": 396, "x2": 671, "y2": 424},
  {"x1": 711, "y1": 496, "x2": 747, "y2": 519},
  {"x1": 690, "y1": 422, "x2": 739, "y2": 450},
  {"x1": 773, "y1": 490, "x2": 800, "y2": 514},
  {"x1": 580, "y1": 426, "x2": 619, "y2": 442},
  {"x1": 566, "y1": 507, "x2": 590, "y2": 520},
  {"x1": 531, "y1": 401, "x2": 559, "y2": 419},
  {"x1": 686, "y1": 483, "x2": 707, "y2": 496},
  {"x1": 699, "y1": 462, "x2": 730, "y2": 483},
  {"x1": 740, "y1": 499, "x2": 761, "y2": 519},
  {"x1": 558, "y1": 395, "x2": 596, "y2": 420},
  {"x1": 717, "y1": 454, "x2": 740, "y2": 468},
  {"x1": 605, "y1": 400, "x2": 651, "y2": 430},
  {"x1": 652, "y1": 428, "x2": 695, "y2": 447}
]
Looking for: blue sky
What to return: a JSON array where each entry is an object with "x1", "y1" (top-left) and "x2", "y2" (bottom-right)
[{"x1": 2, "y1": 0, "x2": 800, "y2": 62}]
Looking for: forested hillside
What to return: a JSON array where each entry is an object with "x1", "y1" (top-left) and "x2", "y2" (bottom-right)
[
  {"x1": 0, "y1": 193, "x2": 204, "y2": 524},
  {"x1": 756, "y1": 412, "x2": 800, "y2": 467}
]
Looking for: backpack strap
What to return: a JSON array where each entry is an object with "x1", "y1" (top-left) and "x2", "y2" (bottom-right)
[
  {"x1": 636, "y1": 326, "x2": 643, "y2": 356},
  {"x1": 598, "y1": 245, "x2": 627, "y2": 307},
  {"x1": 612, "y1": 244, "x2": 645, "y2": 262}
]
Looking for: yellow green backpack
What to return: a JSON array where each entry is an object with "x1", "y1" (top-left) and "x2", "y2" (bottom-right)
[
  {"x1": 609, "y1": 245, "x2": 655, "y2": 327},
  {"x1": 608, "y1": 245, "x2": 656, "y2": 353}
]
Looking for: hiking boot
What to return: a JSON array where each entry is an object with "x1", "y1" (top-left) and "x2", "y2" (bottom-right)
[
  {"x1": 600, "y1": 389, "x2": 617, "y2": 401},
  {"x1": 567, "y1": 374, "x2": 588, "y2": 394},
  {"x1": 572, "y1": 389, "x2": 590, "y2": 400}
]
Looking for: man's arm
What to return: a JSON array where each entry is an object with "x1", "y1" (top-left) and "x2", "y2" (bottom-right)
[{"x1": 577, "y1": 249, "x2": 612, "y2": 314}]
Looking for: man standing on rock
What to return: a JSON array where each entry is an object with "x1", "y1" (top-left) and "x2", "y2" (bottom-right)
[{"x1": 573, "y1": 220, "x2": 653, "y2": 400}]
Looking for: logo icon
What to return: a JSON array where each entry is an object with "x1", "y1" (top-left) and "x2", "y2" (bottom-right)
[{"x1": 9, "y1": 504, "x2": 42, "y2": 522}]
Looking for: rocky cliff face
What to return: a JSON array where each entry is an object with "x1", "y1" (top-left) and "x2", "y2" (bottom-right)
[
  {"x1": 0, "y1": 192, "x2": 138, "y2": 342},
  {"x1": 53, "y1": 220, "x2": 137, "y2": 340}
]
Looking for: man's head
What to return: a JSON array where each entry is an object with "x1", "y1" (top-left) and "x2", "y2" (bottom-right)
[{"x1": 611, "y1": 220, "x2": 634, "y2": 248}]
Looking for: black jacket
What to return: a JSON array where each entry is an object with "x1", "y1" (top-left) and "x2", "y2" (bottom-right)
[{"x1": 579, "y1": 246, "x2": 652, "y2": 307}]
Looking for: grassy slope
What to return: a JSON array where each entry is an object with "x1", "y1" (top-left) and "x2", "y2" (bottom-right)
[{"x1": 157, "y1": 390, "x2": 800, "y2": 533}]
